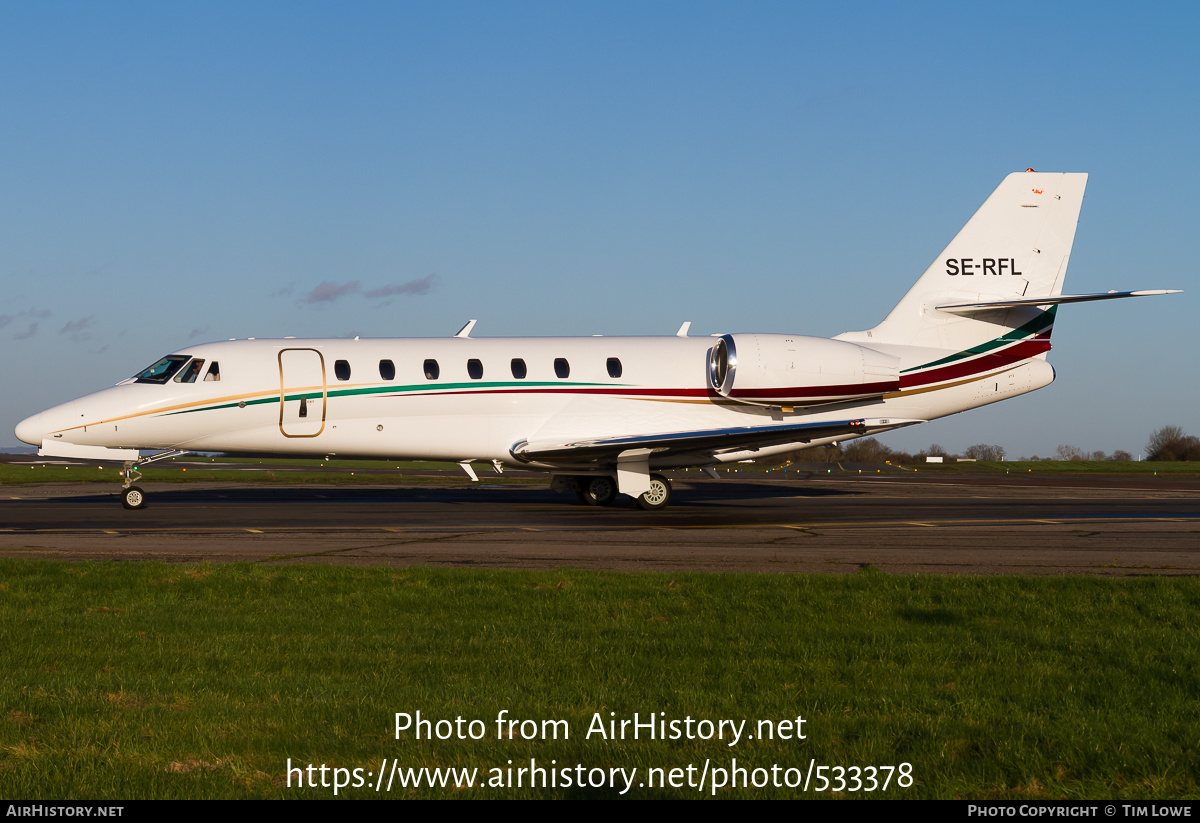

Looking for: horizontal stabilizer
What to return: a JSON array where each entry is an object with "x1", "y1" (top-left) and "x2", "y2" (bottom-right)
[
  {"x1": 511, "y1": 417, "x2": 924, "y2": 465},
  {"x1": 936, "y1": 289, "x2": 1182, "y2": 314}
]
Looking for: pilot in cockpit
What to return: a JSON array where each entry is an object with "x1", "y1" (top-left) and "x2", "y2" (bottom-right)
[{"x1": 180, "y1": 360, "x2": 203, "y2": 383}]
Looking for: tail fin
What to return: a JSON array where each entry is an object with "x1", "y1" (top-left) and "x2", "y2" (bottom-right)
[{"x1": 838, "y1": 171, "x2": 1087, "y2": 351}]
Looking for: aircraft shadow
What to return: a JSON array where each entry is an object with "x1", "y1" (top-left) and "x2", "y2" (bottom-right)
[{"x1": 56, "y1": 480, "x2": 858, "y2": 508}]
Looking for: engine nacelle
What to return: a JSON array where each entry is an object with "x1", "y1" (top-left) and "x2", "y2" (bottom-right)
[{"x1": 708, "y1": 334, "x2": 900, "y2": 407}]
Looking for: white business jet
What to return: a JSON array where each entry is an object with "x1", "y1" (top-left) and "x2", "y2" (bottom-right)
[{"x1": 15, "y1": 171, "x2": 1179, "y2": 510}]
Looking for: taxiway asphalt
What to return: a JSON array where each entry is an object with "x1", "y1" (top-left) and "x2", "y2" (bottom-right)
[{"x1": 2, "y1": 473, "x2": 1198, "y2": 575}]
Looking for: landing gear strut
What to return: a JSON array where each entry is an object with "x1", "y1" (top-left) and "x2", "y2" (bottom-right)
[{"x1": 119, "y1": 450, "x2": 188, "y2": 510}]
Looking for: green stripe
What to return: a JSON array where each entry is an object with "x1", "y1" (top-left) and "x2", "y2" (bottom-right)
[
  {"x1": 163, "y1": 380, "x2": 617, "y2": 417},
  {"x1": 166, "y1": 396, "x2": 278, "y2": 415},
  {"x1": 902, "y1": 307, "x2": 1056, "y2": 374}
]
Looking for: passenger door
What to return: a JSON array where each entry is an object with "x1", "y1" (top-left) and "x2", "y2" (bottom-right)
[{"x1": 278, "y1": 348, "x2": 327, "y2": 437}]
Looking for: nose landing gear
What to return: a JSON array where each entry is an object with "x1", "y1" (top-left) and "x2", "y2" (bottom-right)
[
  {"x1": 119, "y1": 450, "x2": 188, "y2": 510},
  {"x1": 121, "y1": 485, "x2": 147, "y2": 510}
]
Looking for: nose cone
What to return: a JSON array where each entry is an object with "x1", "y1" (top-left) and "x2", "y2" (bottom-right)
[{"x1": 15, "y1": 411, "x2": 48, "y2": 446}]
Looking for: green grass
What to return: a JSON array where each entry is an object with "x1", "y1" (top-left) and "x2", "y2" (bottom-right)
[
  {"x1": 4, "y1": 456, "x2": 1198, "y2": 487},
  {"x1": 890, "y1": 460, "x2": 1200, "y2": 477},
  {"x1": 0, "y1": 457, "x2": 539, "y2": 486},
  {"x1": 2, "y1": 560, "x2": 1197, "y2": 799},
  {"x1": 739, "y1": 460, "x2": 1200, "y2": 478}
]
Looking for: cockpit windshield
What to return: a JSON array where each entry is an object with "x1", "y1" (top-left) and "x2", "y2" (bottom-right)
[
  {"x1": 174, "y1": 359, "x2": 205, "y2": 383},
  {"x1": 134, "y1": 355, "x2": 190, "y2": 384}
]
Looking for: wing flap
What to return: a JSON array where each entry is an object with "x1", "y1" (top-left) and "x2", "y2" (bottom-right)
[{"x1": 510, "y1": 417, "x2": 924, "y2": 465}]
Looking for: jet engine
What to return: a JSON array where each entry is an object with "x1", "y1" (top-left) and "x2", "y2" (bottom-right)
[{"x1": 708, "y1": 334, "x2": 900, "y2": 407}]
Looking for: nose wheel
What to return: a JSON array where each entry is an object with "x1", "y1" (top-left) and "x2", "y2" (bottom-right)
[
  {"x1": 117, "y1": 450, "x2": 188, "y2": 510},
  {"x1": 121, "y1": 485, "x2": 148, "y2": 510}
]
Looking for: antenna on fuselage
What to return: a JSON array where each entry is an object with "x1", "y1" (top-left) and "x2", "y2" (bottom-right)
[{"x1": 455, "y1": 319, "x2": 477, "y2": 338}]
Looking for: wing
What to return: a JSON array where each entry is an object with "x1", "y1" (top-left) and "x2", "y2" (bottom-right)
[{"x1": 510, "y1": 416, "x2": 924, "y2": 466}]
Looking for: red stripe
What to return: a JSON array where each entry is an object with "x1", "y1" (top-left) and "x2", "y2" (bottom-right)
[
  {"x1": 395, "y1": 387, "x2": 711, "y2": 399},
  {"x1": 392, "y1": 382, "x2": 900, "y2": 402},
  {"x1": 730, "y1": 380, "x2": 899, "y2": 400},
  {"x1": 378, "y1": 342, "x2": 1051, "y2": 402},
  {"x1": 900, "y1": 340, "x2": 1051, "y2": 389}
]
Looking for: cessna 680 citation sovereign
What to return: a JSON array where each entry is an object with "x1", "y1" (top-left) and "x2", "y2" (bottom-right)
[{"x1": 15, "y1": 171, "x2": 1179, "y2": 510}]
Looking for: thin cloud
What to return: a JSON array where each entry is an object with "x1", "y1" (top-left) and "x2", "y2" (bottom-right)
[
  {"x1": 188, "y1": 326, "x2": 209, "y2": 340},
  {"x1": 2, "y1": 308, "x2": 50, "y2": 329},
  {"x1": 300, "y1": 275, "x2": 438, "y2": 306},
  {"x1": 364, "y1": 274, "x2": 438, "y2": 299},
  {"x1": 303, "y1": 280, "x2": 361, "y2": 304},
  {"x1": 14, "y1": 322, "x2": 39, "y2": 340},
  {"x1": 60, "y1": 316, "x2": 94, "y2": 342}
]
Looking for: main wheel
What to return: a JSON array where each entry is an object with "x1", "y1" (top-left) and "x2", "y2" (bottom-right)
[
  {"x1": 636, "y1": 474, "x2": 672, "y2": 511},
  {"x1": 121, "y1": 485, "x2": 148, "y2": 510},
  {"x1": 580, "y1": 475, "x2": 618, "y2": 506}
]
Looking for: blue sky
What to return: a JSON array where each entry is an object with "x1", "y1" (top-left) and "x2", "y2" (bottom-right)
[{"x1": 3, "y1": 1, "x2": 1196, "y2": 457}]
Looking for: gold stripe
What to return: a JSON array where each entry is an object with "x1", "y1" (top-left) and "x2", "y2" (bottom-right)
[
  {"x1": 883, "y1": 366, "x2": 1012, "y2": 399},
  {"x1": 49, "y1": 364, "x2": 1016, "y2": 436},
  {"x1": 52, "y1": 387, "x2": 286, "y2": 435}
]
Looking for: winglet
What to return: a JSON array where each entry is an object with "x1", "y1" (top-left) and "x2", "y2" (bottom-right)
[
  {"x1": 676, "y1": 321, "x2": 691, "y2": 337},
  {"x1": 455, "y1": 319, "x2": 477, "y2": 338}
]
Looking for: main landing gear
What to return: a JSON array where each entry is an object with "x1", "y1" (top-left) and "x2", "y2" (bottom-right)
[
  {"x1": 119, "y1": 450, "x2": 188, "y2": 510},
  {"x1": 635, "y1": 474, "x2": 672, "y2": 511},
  {"x1": 562, "y1": 473, "x2": 673, "y2": 510},
  {"x1": 578, "y1": 475, "x2": 618, "y2": 506}
]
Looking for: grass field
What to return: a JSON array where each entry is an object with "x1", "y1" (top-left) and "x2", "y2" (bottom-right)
[
  {"x1": 2, "y1": 455, "x2": 1198, "y2": 487},
  {"x1": 0, "y1": 457, "x2": 530, "y2": 487},
  {"x1": 2, "y1": 560, "x2": 1197, "y2": 799}
]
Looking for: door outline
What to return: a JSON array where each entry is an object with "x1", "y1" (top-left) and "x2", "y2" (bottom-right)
[{"x1": 278, "y1": 348, "x2": 327, "y2": 437}]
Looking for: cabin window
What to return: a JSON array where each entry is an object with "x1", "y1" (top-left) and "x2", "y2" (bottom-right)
[
  {"x1": 133, "y1": 355, "x2": 189, "y2": 384},
  {"x1": 334, "y1": 360, "x2": 351, "y2": 381},
  {"x1": 424, "y1": 359, "x2": 440, "y2": 380},
  {"x1": 379, "y1": 359, "x2": 396, "y2": 381},
  {"x1": 174, "y1": 359, "x2": 205, "y2": 384},
  {"x1": 511, "y1": 358, "x2": 527, "y2": 379},
  {"x1": 554, "y1": 358, "x2": 570, "y2": 379},
  {"x1": 607, "y1": 357, "x2": 622, "y2": 378},
  {"x1": 468, "y1": 359, "x2": 484, "y2": 379},
  {"x1": 204, "y1": 362, "x2": 220, "y2": 381}
]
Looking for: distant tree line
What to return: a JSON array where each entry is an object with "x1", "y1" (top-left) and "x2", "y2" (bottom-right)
[
  {"x1": 782, "y1": 425, "x2": 1197, "y2": 464},
  {"x1": 788, "y1": 439, "x2": 1003, "y2": 464},
  {"x1": 1048, "y1": 427, "x2": 1199, "y2": 462},
  {"x1": 1041, "y1": 445, "x2": 1134, "y2": 462},
  {"x1": 1145, "y1": 426, "x2": 1200, "y2": 461}
]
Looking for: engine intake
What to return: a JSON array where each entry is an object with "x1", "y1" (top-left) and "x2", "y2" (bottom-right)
[{"x1": 708, "y1": 334, "x2": 899, "y2": 407}]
